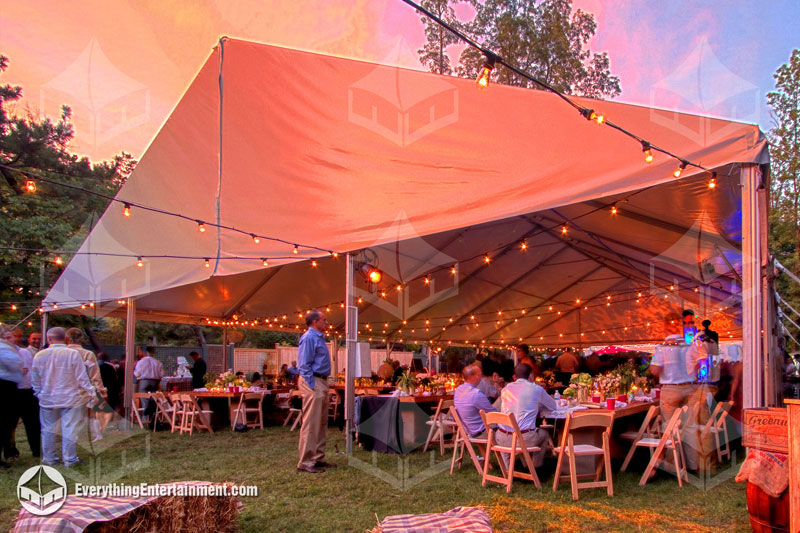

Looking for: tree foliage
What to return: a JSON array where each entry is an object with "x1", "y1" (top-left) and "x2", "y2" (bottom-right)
[
  {"x1": 417, "y1": 0, "x2": 461, "y2": 75},
  {"x1": 0, "y1": 54, "x2": 135, "y2": 333},
  {"x1": 418, "y1": 0, "x2": 621, "y2": 98},
  {"x1": 768, "y1": 49, "x2": 800, "y2": 348}
]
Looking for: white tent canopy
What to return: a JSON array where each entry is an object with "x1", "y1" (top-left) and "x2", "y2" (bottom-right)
[{"x1": 46, "y1": 39, "x2": 769, "y2": 357}]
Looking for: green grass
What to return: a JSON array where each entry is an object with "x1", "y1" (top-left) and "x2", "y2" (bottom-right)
[{"x1": 1, "y1": 421, "x2": 751, "y2": 532}]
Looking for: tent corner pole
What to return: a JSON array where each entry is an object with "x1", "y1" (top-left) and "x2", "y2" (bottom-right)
[
  {"x1": 123, "y1": 297, "x2": 137, "y2": 429},
  {"x1": 40, "y1": 311, "x2": 48, "y2": 340},
  {"x1": 742, "y1": 164, "x2": 764, "y2": 408},
  {"x1": 345, "y1": 253, "x2": 356, "y2": 455}
]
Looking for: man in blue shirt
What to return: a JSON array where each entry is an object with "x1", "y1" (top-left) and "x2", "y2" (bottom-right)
[
  {"x1": 0, "y1": 329, "x2": 23, "y2": 469},
  {"x1": 454, "y1": 364, "x2": 496, "y2": 438},
  {"x1": 296, "y1": 310, "x2": 335, "y2": 473}
]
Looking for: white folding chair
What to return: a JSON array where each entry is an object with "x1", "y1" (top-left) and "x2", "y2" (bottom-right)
[
  {"x1": 480, "y1": 410, "x2": 542, "y2": 493},
  {"x1": 450, "y1": 407, "x2": 488, "y2": 475},
  {"x1": 553, "y1": 411, "x2": 614, "y2": 500},
  {"x1": 231, "y1": 392, "x2": 266, "y2": 430},
  {"x1": 423, "y1": 399, "x2": 457, "y2": 455},
  {"x1": 129, "y1": 392, "x2": 150, "y2": 429},
  {"x1": 634, "y1": 406, "x2": 689, "y2": 486},
  {"x1": 620, "y1": 405, "x2": 662, "y2": 471}
]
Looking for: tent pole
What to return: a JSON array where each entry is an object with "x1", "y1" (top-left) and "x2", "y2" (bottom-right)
[
  {"x1": 40, "y1": 311, "x2": 48, "y2": 341},
  {"x1": 742, "y1": 164, "x2": 763, "y2": 408},
  {"x1": 123, "y1": 297, "x2": 136, "y2": 428},
  {"x1": 345, "y1": 253, "x2": 356, "y2": 454}
]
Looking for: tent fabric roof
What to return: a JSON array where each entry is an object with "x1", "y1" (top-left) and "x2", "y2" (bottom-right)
[{"x1": 45, "y1": 39, "x2": 768, "y2": 348}]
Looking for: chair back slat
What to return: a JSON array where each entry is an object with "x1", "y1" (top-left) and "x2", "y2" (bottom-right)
[{"x1": 563, "y1": 412, "x2": 614, "y2": 431}]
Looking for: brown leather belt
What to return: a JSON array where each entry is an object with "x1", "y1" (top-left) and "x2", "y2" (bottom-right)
[{"x1": 497, "y1": 427, "x2": 536, "y2": 435}]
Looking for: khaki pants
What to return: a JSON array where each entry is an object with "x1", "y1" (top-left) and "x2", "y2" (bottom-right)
[
  {"x1": 495, "y1": 427, "x2": 549, "y2": 469},
  {"x1": 297, "y1": 377, "x2": 329, "y2": 469},
  {"x1": 661, "y1": 383, "x2": 714, "y2": 471}
]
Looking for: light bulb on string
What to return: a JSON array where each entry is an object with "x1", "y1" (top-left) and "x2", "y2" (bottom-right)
[
  {"x1": 450, "y1": 265, "x2": 457, "y2": 275},
  {"x1": 123, "y1": 203, "x2": 131, "y2": 217},
  {"x1": 520, "y1": 240, "x2": 528, "y2": 250},
  {"x1": 642, "y1": 142, "x2": 654, "y2": 163},
  {"x1": 581, "y1": 108, "x2": 605, "y2": 125},
  {"x1": 611, "y1": 205, "x2": 618, "y2": 215},
  {"x1": 673, "y1": 161, "x2": 687, "y2": 178},
  {"x1": 561, "y1": 224, "x2": 568, "y2": 235},
  {"x1": 424, "y1": 275, "x2": 431, "y2": 285},
  {"x1": 54, "y1": 256, "x2": 63, "y2": 266},
  {"x1": 484, "y1": 254, "x2": 491, "y2": 264},
  {"x1": 293, "y1": 245, "x2": 299, "y2": 255},
  {"x1": 137, "y1": 257, "x2": 143, "y2": 268},
  {"x1": 476, "y1": 53, "x2": 497, "y2": 89},
  {"x1": 262, "y1": 258, "x2": 269, "y2": 267},
  {"x1": 204, "y1": 258, "x2": 210, "y2": 268},
  {"x1": 251, "y1": 234, "x2": 260, "y2": 244},
  {"x1": 330, "y1": 251, "x2": 338, "y2": 258},
  {"x1": 25, "y1": 179, "x2": 36, "y2": 192},
  {"x1": 708, "y1": 173, "x2": 717, "y2": 189},
  {"x1": 311, "y1": 260, "x2": 317, "y2": 268}
]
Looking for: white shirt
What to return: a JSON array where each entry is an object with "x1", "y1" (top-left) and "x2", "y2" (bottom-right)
[
  {"x1": 17, "y1": 347, "x2": 33, "y2": 389},
  {"x1": 134, "y1": 355, "x2": 164, "y2": 380},
  {"x1": 651, "y1": 344, "x2": 693, "y2": 384},
  {"x1": 498, "y1": 379, "x2": 556, "y2": 431},
  {"x1": 68, "y1": 344, "x2": 106, "y2": 395},
  {"x1": 31, "y1": 344, "x2": 94, "y2": 408}
]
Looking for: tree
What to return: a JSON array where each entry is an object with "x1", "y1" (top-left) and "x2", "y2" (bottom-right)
[
  {"x1": 417, "y1": 0, "x2": 461, "y2": 75},
  {"x1": 767, "y1": 49, "x2": 800, "y2": 346},
  {"x1": 418, "y1": 0, "x2": 621, "y2": 99},
  {"x1": 0, "y1": 54, "x2": 135, "y2": 332}
]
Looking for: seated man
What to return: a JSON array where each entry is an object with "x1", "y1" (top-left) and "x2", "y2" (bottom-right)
[
  {"x1": 478, "y1": 372, "x2": 503, "y2": 401},
  {"x1": 496, "y1": 363, "x2": 556, "y2": 468},
  {"x1": 454, "y1": 364, "x2": 496, "y2": 438}
]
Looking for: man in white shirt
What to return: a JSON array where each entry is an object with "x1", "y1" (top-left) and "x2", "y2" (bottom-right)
[
  {"x1": 496, "y1": 363, "x2": 556, "y2": 468},
  {"x1": 66, "y1": 328, "x2": 108, "y2": 441},
  {"x1": 134, "y1": 346, "x2": 163, "y2": 421},
  {"x1": 31, "y1": 327, "x2": 95, "y2": 467}
]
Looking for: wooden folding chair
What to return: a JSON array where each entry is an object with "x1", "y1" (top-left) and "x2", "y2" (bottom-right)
[
  {"x1": 328, "y1": 391, "x2": 341, "y2": 421},
  {"x1": 686, "y1": 400, "x2": 734, "y2": 464},
  {"x1": 553, "y1": 411, "x2": 614, "y2": 500},
  {"x1": 284, "y1": 389, "x2": 302, "y2": 431},
  {"x1": 423, "y1": 399, "x2": 457, "y2": 455},
  {"x1": 129, "y1": 392, "x2": 150, "y2": 429},
  {"x1": 231, "y1": 392, "x2": 266, "y2": 430},
  {"x1": 152, "y1": 391, "x2": 178, "y2": 432},
  {"x1": 450, "y1": 407, "x2": 488, "y2": 475},
  {"x1": 635, "y1": 405, "x2": 689, "y2": 486},
  {"x1": 620, "y1": 405, "x2": 662, "y2": 471},
  {"x1": 480, "y1": 410, "x2": 542, "y2": 493},
  {"x1": 177, "y1": 394, "x2": 214, "y2": 435}
]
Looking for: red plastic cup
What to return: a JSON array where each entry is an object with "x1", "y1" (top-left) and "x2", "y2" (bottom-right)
[
  {"x1": 606, "y1": 398, "x2": 616, "y2": 410},
  {"x1": 591, "y1": 394, "x2": 601, "y2": 403},
  {"x1": 229, "y1": 386, "x2": 234, "y2": 393},
  {"x1": 655, "y1": 388, "x2": 661, "y2": 399},
  {"x1": 172, "y1": 386, "x2": 178, "y2": 393},
  {"x1": 617, "y1": 394, "x2": 627, "y2": 403}
]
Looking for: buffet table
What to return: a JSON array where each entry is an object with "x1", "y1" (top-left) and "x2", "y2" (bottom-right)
[{"x1": 356, "y1": 394, "x2": 453, "y2": 454}]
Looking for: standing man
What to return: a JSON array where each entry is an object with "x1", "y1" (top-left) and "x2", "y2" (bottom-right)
[
  {"x1": 133, "y1": 346, "x2": 163, "y2": 421},
  {"x1": 296, "y1": 310, "x2": 335, "y2": 473},
  {"x1": 66, "y1": 329, "x2": 107, "y2": 441},
  {"x1": 190, "y1": 352, "x2": 207, "y2": 389},
  {"x1": 4, "y1": 328, "x2": 40, "y2": 459},
  {"x1": 287, "y1": 360, "x2": 300, "y2": 383},
  {"x1": 496, "y1": 363, "x2": 556, "y2": 469},
  {"x1": 31, "y1": 327, "x2": 95, "y2": 467},
  {"x1": 27, "y1": 332, "x2": 42, "y2": 355},
  {"x1": 0, "y1": 328, "x2": 22, "y2": 469}
]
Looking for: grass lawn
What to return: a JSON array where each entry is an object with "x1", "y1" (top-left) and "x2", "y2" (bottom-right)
[{"x1": 0, "y1": 420, "x2": 751, "y2": 532}]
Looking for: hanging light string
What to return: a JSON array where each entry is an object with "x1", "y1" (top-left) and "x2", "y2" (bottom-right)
[
  {"x1": 400, "y1": 0, "x2": 720, "y2": 181},
  {"x1": 0, "y1": 163, "x2": 341, "y2": 258}
]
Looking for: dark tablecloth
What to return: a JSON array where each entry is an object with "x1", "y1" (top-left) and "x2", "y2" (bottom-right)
[{"x1": 357, "y1": 396, "x2": 403, "y2": 454}]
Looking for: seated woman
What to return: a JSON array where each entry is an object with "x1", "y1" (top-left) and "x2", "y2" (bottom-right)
[{"x1": 250, "y1": 372, "x2": 264, "y2": 388}]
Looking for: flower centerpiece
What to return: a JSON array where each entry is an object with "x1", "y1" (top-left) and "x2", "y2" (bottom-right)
[
  {"x1": 396, "y1": 371, "x2": 417, "y2": 395},
  {"x1": 594, "y1": 372, "x2": 621, "y2": 399},
  {"x1": 204, "y1": 371, "x2": 250, "y2": 391},
  {"x1": 568, "y1": 372, "x2": 593, "y2": 402}
]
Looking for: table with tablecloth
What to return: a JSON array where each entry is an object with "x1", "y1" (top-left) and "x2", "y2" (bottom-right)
[{"x1": 356, "y1": 395, "x2": 451, "y2": 454}]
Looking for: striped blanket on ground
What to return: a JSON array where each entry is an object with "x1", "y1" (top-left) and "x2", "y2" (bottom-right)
[{"x1": 373, "y1": 506, "x2": 492, "y2": 533}]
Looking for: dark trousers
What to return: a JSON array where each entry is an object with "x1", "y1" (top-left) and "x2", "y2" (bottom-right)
[
  {"x1": 0, "y1": 379, "x2": 19, "y2": 460},
  {"x1": 138, "y1": 379, "x2": 160, "y2": 417},
  {"x1": 9, "y1": 388, "x2": 41, "y2": 457}
]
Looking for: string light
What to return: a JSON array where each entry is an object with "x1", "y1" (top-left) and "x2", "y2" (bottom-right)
[
  {"x1": 476, "y1": 53, "x2": 497, "y2": 89},
  {"x1": 262, "y1": 258, "x2": 269, "y2": 267},
  {"x1": 641, "y1": 142, "x2": 654, "y2": 163},
  {"x1": 450, "y1": 265, "x2": 457, "y2": 275},
  {"x1": 311, "y1": 260, "x2": 318, "y2": 268},
  {"x1": 123, "y1": 203, "x2": 131, "y2": 217},
  {"x1": 137, "y1": 257, "x2": 143, "y2": 267},
  {"x1": 520, "y1": 240, "x2": 528, "y2": 250},
  {"x1": 483, "y1": 254, "x2": 491, "y2": 264},
  {"x1": 561, "y1": 225, "x2": 568, "y2": 235},
  {"x1": 610, "y1": 205, "x2": 618, "y2": 215},
  {"x1": 251, "y1": 234, "x2": 260, "y2": 244},
  {"x1": 25, "y1": 179, "x2": 36, "y2": 192},
  {"x1": 10, "y1": 304, "x2": 17, "y2": 311},
  {"x1": 204, "y1": 258, "x2": 210, "y2": 268},
  {"x1": 673, "y1": 161, "x2": 687, "y2": 178},
  {"x1": 424, "y1": 276, "x2": 431, "y2": 285},
  {"x1": 197, "y1": 221, "x2": 205, "y2": 233},
  {"x1": 293, "y1": 245, "x2": 299, "y2": 254},
  {"x1": 581, "y1": 108, "x2": 605, "y2": 125},
  {"x1": 331, "y1": 251, "x2": 338, "y2": 258},
  {"x1": 54, "y1": 256, "x2": 63, "y2": 266},
  {"x1": 708, "y1": 173, "x2": 717, "y2": 189}
]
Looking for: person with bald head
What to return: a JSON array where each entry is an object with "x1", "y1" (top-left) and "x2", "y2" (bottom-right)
[
  {"x1": 31, "y1": 327, "x2": 95, "y2": 467},
  {"x1": 454, "y1": 363, "x2": 497, "y2": 439},
  {"x1": 27, "y1": 332, "x2": 42, "y2": 355}
]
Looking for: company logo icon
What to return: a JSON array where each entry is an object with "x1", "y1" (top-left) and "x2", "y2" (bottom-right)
[
  {"x1": 17, "y1": 465, "x2": 68, "y2": 516},
  {"x1": 348, "y1": 40, "x2": 459, "y2": 147}
]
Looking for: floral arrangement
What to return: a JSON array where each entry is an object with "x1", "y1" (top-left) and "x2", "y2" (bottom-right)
[
  {"x1": 569, "y1": 373, "x2": 593, "y2": 387},
  {"x1": 396, "y1": 371, "x2": 418, "y2": 394},
  {"x1": 594, "y1": 372, "x2": 622, "y2": 397},
  {"x1": 561, "y1": 386, "x2": 577, "y2": 398},
  {"x1": 204, "y1": 371, "x2": 250, "y2": 391},
  {"x1": 541, "y1": 370, "x2": 556, "y2": 387}
]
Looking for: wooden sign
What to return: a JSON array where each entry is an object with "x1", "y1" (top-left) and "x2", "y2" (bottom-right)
[{"x1": 743, "y1": 407, "x2": 788, "y2": 454}]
